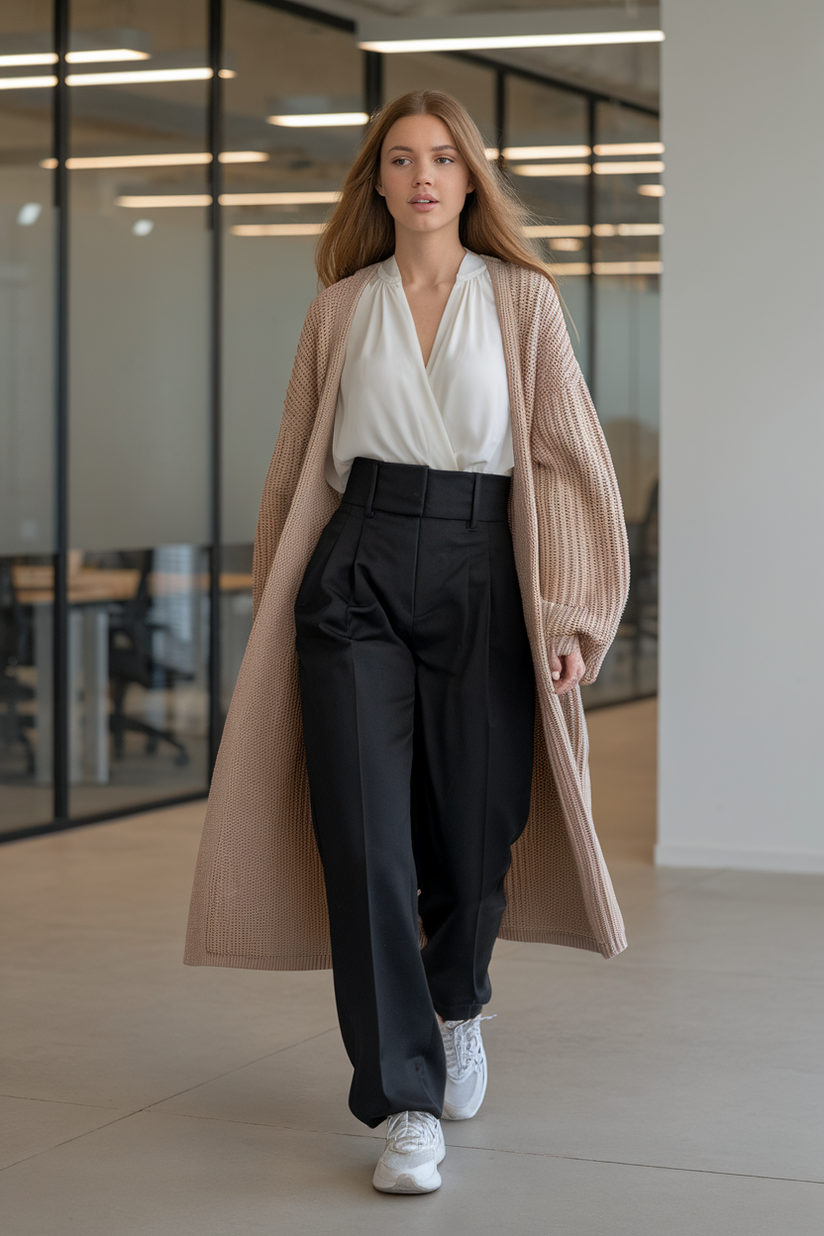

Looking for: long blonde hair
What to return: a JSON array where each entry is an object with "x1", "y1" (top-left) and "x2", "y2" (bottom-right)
[{"x1": 315, "y1": 89, "x2": 558, "y2": 292}]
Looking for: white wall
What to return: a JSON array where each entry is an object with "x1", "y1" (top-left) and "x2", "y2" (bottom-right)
[{"x1": 657, "y1": 0, "x2": 824, "y2": 871}]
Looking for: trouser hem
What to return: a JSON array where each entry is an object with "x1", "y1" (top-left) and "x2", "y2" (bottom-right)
[{"x1": 435, "y1": 1003, "x2": 484, "y2": 1022}]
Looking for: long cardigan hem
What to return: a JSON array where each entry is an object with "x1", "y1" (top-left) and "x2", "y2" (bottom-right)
[{"x1": 184, "y1": 926, "x2": 626, "y2": 971}]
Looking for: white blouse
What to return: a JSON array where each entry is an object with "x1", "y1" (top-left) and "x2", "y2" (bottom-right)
[{"x1": 325, "y1": 249, "x2": 513, "y2": 493}]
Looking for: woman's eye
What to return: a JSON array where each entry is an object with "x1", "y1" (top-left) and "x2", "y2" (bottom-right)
[{"x1": 436, "y1": 157, "x2": 454, "y2": 164}]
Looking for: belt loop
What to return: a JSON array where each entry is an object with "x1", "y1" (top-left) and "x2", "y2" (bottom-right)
[
  {"x1": 364, "y1": 459, "x2": 378, "y2": 518},
  {"x1": 467, "y1": 472, "x2": 482, "y2": 530}
]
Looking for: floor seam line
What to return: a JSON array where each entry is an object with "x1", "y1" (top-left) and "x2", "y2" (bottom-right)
[
  {"x1": 136, "y1": 1113, "x2": 824, "y2": 1184},
  {"x1": 0, "y1": 1093, "x2": 125, "y2": 1111},
  {"x1": 0, "y1": 1110, "x2": 137, "y2": 1174},
  {"x1": 140, "y1": 1025, "x2": 339, "y2": 1110}
]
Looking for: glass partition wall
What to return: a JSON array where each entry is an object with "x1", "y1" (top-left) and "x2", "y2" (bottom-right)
[{"x1": 0, "y1": 0, "x2": 660, "y2": 839}]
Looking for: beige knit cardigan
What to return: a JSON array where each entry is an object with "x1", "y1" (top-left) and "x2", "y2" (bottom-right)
[{"x1": 184, "y1": 255, "x2": 630, "y2": 970}]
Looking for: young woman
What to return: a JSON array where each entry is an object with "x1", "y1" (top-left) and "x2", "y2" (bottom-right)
[{"x1": 185, "y1": 90, "x2": 629, "y2": 1195}]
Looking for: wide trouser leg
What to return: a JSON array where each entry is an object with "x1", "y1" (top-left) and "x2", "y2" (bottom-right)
[
  {"x1": 295, "y1": 492, "x2": 535, "y2": 1127},
  {"x1": 410, "y1": 516, "x2": 535, "y2": 1021},
  {"x1": 295, "y1": 505, "x2": 446, "y2": 1129}
]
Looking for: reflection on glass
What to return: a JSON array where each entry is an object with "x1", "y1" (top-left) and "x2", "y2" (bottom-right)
[
  {"x1": 67, "y1": 0, "x2": 211, "y2": 813},
  {"x1": 506, "y1": 76, "x2": 591, "y2": 376},
  {"x1": 582, "y1": 102, "x2": 660, "y2": 706},
  {"x1": 0, "y1": 0, "x2": 55, "y2": 831},
  {"x1": 0, "y1": 558, "x2": 54, "y2": 833},
  {"x1": 221, "y1": 1, "x2": 365, "y2": 708},
  {"x1": 383, "y1": 52, "x2": 496, "y2": 146},
  {"x1": 64, "y1": 547, "x2": 209, "y2": 818}
]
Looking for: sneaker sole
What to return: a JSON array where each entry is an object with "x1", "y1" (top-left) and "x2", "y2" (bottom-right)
[
  {"x1": 372, "y1": 1165, "x2": 443, "y2": 1194},
  {"x1": 372, "y1": 1144, "x2": 446, "y2": 1194}
]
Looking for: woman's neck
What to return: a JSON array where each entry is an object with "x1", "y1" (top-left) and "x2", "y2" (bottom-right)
[{"x1": 392, "y1": 228, "x2": 466, "y2": 289}]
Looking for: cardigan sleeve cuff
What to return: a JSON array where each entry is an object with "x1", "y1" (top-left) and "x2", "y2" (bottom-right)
[
  {"x1": 551, "y1": 632, "x2": 581, "y2": 659},
  {"x1": 541, "y1": 599, "x2": 606, "y2": 686}
]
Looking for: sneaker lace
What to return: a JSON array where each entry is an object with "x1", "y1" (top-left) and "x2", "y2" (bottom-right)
[
  {"x1": 442, "y1": 1014, "x2": 495, "y2": 1077},
  {"x1": 386, "y1": 1110, "x2": 440, "y2": 1151}
]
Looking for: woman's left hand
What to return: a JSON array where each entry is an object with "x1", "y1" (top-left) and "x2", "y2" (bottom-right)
[{"x1": 550, "y1": 649, "x2": 586, "y2": 695}]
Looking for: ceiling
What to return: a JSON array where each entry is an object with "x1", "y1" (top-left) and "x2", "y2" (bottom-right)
[{"x1": 299, "y1": 0, "x2": 660, "y2": 110}]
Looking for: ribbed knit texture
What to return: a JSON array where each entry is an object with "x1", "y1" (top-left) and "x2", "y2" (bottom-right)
[{"x1": 184, "y1": 256, "x2": 630, "y2": 970}]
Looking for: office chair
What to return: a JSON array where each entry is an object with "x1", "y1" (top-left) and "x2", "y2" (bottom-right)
[
  {"x1": 107, "y1": 551, "x2": 192, "y2": 766},
  {"x1": 0, "y1": 561, "x2": 36, "y2": 775}
]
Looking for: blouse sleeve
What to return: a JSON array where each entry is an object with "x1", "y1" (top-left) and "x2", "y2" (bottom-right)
[
  {"x1": 529, "y1": 278, "x2": 630, "y2": 684},
  {"x1": 251, "y1": 296, "x2": 324, "y2": 619}
]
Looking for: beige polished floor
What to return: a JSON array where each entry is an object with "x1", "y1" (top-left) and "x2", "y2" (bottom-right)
[{"x1": 1, "y1": 699, "x2": 822, "y2": 1234}]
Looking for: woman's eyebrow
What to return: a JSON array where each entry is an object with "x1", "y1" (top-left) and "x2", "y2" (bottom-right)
[{"x1": 386, "y1": 144, "x2": 458, "y2": 154}]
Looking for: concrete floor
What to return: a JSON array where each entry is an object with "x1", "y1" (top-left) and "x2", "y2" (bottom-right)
[{"x1": 1, "y1": 699, "x2": 822, "y2": 1234}]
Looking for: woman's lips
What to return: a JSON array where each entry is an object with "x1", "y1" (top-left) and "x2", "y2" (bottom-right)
[{"x1": 409, "y1": 198, "x2": 438, "y2": 212}]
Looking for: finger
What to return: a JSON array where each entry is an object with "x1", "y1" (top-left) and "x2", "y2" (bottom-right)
[
  {"x1": 555, "y1": 657, "x2": 584, "y2": 694},
  {"x1": 550, "y1": 650, "x2": 562, "y2": 681}
]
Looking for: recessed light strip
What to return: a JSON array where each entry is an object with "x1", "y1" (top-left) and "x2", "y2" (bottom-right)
[
  {"x1": 0, "y1": 49, "x2": 149, "y2": 67},
  {"x1": 0, "y1": 74, "x2": 57, "y2": 89},
  {"x1": 524, "y1": 225, "x2": 592, "y2": 238},
  {"x1": 114, "y1": 190, "x2": 341, "y2": 208},
  {"x1": 593, "y1": 223, "x2": 663, "y2": 237},
  {"x1": 512, "y1": 163, "x2": 592, "y2": 177},
  {"x1": 512, "y1": 161, "x2": 664, "y2": 177},
  {"x1": 40, "y1": 151, "x2": 268, "y2": 169},
  {"x1": 504, "y1": 145, "x2": 593, "y2": 160},
  {"x1": 0, "y1": 66, "x2": 234, "y2": 88},
  {"x1": 549, "y1": 261, "x2": 663, "y2": 276},
  {"x1": 359, "y1": 31, "x2": 664, "y2": 53},
  {"x1": 231, "y1": 223, "x2": 326, "y2": 236},
  {"x1": 594, "y1": 142, "x2": 664, "y2": 156},
  {"x1": 267, "y1": 112, "x2": 369, "y2": 127}
]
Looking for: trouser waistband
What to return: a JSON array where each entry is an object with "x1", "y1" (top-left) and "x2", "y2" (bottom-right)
[{"x1": 343, "y1": 457, "x2": 511, "y2": 526}]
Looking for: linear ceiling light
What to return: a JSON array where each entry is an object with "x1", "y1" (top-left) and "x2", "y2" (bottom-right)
[
  {"x1": 66, "y1": 49, "x2": 150, "y2": 63},
  {"x1": 524, "y1": 224, "x2": 591, "y2": 238},
  {"x1": 505, "y1": 145, "x2": 591, "y2": 160},
  {"x1": 39, "y1": 151, "x2": 268, "y2": 169},
  {"x1": 593, "y1": 260, "x2": 662, "y2": 274},
  {"x1": 66, "y1": 68, "x2": 227, "y2": 85},
  {"x1": 593, "y1": 223, "x2": 663, "y2": 236},
  {"x1": 115, "y1": 194, "x2": 213, "y2": 208},
  {"x1": 548, "y1": 261, "x2": 663, "y2": 277},
  {"x1": 0, "y1": 67, "x2": 235, "y2": 88},
  {"x1": 512, "y1": 161, "x2": 664, "y2": 177},
  {"x1": 638, "y1": 184, "x2": 665, "y2": 196},
  {"x1": 220, "y1": 191, "x2": 340, "y2": 205},
  {"x1": 267, "y1": 112, "x2": 368, "y2": 127},
  {"x1": 230, "y1": 223, "x2": 326, "y2": 236},
  {"x1": 115, "y1": 190, "x2": 341, "y2": 208},
  {"x1": 0, "y1": 74, "x2": 57, "y2": 89},
  {"x1": 511, "y1": 163, "x2": 591, "y2": 177},
  {"x1": 0, "y1": 53, "x2": 57, "y2": 67},
  {"x1": 593, "y1": 160, "x2": 664, "y2": 175},
  {"x1": 358, "y1": 31, "x2": 663, "y2": 53},
  {"x1": 594, "y1": 142, "x2": 664, "y2": 156},
  {"x1": 0, "y1": 49, "x2": 149, "y2": 67}
]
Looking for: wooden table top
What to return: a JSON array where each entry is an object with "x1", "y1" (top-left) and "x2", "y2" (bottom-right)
[{"x1": 12, "y1": 566, "x2": 253, "y2": 606}]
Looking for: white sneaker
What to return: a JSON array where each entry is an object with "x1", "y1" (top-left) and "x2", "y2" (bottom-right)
[
  {"x1": 372, "y1": 1110, "x2": 445, "y2": 1194},
  {"x1": 440, "y1": 1014, "x2": 494, "y2": 1120}
]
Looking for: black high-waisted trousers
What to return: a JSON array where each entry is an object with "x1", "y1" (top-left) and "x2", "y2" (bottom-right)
[{"x1": 294, "y1": 457, "x2": 535, "y2": 1128}]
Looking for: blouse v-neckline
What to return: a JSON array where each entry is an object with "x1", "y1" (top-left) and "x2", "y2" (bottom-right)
[{"x1": 377, "y1": 250, "x2": 485, "y2": 374}]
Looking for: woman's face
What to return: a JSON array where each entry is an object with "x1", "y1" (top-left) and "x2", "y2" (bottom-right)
[{"x1": 375, "y1": 113, "x2": 474, "y2": 239}]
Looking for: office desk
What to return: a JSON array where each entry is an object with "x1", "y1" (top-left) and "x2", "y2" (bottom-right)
[{"x1": 12, "y1": 567, "x2": 253, "y2": 786}]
